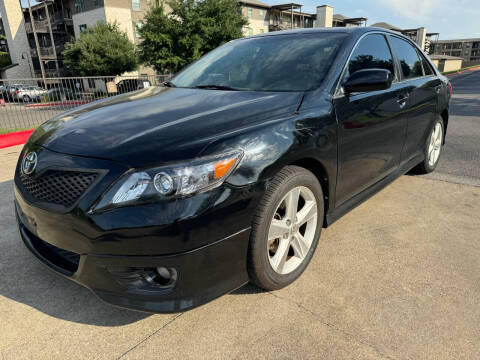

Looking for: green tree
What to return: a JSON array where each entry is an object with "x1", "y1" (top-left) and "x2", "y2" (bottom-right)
[
  {"x1": 63, "y1": 22, "x2": 138, "y2": 76},
  {"x1": 139, "y1": 0, "x2": 247, "y2": 74}
]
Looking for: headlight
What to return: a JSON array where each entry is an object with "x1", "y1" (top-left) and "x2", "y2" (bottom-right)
[{"x1": 93, "y1": 151, "x2": 243, "y2": 211}]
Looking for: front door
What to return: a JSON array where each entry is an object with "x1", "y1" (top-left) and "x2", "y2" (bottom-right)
[{"x1": 334, "y1": 34, "x2": 408, "y2": 206}]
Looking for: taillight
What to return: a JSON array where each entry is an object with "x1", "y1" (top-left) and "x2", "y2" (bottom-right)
[
  {"x1": 448, "y1": 82, "x2": 453, "y2": 95},
  {"x1": 15, "y1": 91, "x2": 19, "y2": 95}
]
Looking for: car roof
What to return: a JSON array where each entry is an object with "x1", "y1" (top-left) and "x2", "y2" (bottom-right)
[{"x1": 245, "y1": 26, "x2": 406, "y2": 40}]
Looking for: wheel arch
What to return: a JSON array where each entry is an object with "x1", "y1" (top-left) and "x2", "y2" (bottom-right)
[{"x1": 440, "y1": 109, "x2": 449, "y2": 144}]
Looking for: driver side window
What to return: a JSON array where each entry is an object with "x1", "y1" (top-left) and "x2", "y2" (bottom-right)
[{"x1": 347, "y1": 34, "x2": 395, "y2": 80}]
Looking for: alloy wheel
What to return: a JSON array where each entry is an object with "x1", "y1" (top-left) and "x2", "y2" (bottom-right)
[
  {"x1": 428, "y1": 122, "x2": 443, "y2": 167},
  {"x1": 267, "y1": 186, "x2": 318, "y2": 275}
]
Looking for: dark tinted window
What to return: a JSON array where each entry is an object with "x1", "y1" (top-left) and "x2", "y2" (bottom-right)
[
  {"x1": 172, "y1": 33, "x2": 348, "y2": 92},
  {"x1": 389, "y1": 37, "x2": 424, "y2": 79},
  {"x1": 348, "y1": 34, "x2": 394, "y2": 76}
]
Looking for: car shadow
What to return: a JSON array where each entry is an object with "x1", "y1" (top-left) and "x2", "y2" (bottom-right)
[
  {"x1": 232, "y1": 283, "x2": 267, "y2": 295},
  {"x1": 0, "y1": 179, "x2": 150, "y2": 326}
]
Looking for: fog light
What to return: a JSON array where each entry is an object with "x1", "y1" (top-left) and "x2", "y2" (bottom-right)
[{"x1": 107, "y1": 266, "x2": 177, "y2": 292}]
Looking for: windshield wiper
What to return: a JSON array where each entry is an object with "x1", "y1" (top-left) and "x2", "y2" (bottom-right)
[
  {"x1": 163, "y1": 81, "x2": 176, "y2": 88},
  {"x1": 193, "y1": 84, "x2": 242, "y2": 91}
]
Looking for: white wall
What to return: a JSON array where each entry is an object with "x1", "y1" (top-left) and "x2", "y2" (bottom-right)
[{"x1": 72, "y1": 7, "x2": 107, "y2": 39}]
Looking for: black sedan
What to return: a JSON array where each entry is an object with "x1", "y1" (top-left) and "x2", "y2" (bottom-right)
[{"x1": 14, "y1": 27, "x2": 450, "y2": 312}]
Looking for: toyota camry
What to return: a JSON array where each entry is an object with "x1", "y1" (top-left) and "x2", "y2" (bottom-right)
[{"x1": 14, "y1": 27, "x2": 451, "y2": 312}]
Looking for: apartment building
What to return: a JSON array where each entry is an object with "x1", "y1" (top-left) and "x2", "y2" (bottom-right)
[
  {"x1": 239, "y1": 2, "x2": 366, "y2": 37},
  {"x1": 0, "y1": 1, "x2": 33, "y2": 79},
  {"x1": 21, "y1": 0, "x2": 159, "y2": 78},
  {"x1": 430, "y1": 38, "x2": 480, "y2": 66}
]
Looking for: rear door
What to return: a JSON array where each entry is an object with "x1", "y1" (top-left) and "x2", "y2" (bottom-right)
[
  {"x1": 388, "y1": 36, "x2": 441, "y2": 163},
  {"x1": 334, "y1": 33, "x2": 409, "y2": 206}
]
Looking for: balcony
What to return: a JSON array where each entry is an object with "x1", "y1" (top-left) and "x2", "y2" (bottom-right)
[
  {"x1": 34, "y1": 68, "x2": 64, "y2": 79},
  {"x1": 25, "y1": 12, "x2": 72, "y2": 33},
  {"x1": 30, "y1": 45, "x2": 65, "y2": 59},
  {"x1": 25, "y1": 19, "x2": 50, "y2": 33}
]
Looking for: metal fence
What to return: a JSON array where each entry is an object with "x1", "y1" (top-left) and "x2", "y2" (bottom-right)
[{"x1": 0, "y1": 74, "x2": 171, "y2": 133}]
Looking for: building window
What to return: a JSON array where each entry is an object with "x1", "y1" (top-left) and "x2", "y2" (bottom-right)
[
  {"x1": 248, "y1": 8, "x2": 252, "y2": 18},
  {"x1": 259, "y1": 10, "x2": 264, "y2": 17},
  {"x1": 79, "y1": 24, "x2": 87, "y2": 33},
  {"x1": 74, "y1": 0, "x2": 85, "y2": 13},
  {"x1": 259, "y1": 29, "x2": 264, "y2": 33},
  {"x1": 93, "y1": 0, "x2": 100, "y2": 6},
  {"x1": 132, "y1": 0, "x2": 140, "y2": 11},
  {"x1": 248, "y1": 27, "x2": 253, "y2": 36},
  {"x1": 135, "y1": 22, "x2": 142, "y2": 38}
]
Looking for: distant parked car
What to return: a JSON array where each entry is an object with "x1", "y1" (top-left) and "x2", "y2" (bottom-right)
[
  {"x1": 14, "y1": 86, "x2": 46, "y2": 102},
  {"x1": 4, "y1": 84, "x2": 26, "y2": 102},
  {"x1": 116, "y1": 79, "x2": 151, "y2": 94},
  {"x1": 41, "y1": 88, "x2": 81, "y2": 102}
]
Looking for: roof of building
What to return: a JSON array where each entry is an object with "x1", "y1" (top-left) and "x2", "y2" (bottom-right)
[
  {"x1": 429, "y1": 54, "x2": 464, "y2": 60},
  {"x1": 0, "y1": 63, "x2": 19, "y2": 72},
  {"x1": 370, "y1": 22, "x2": 402, "y2": 31},
  {"x1": 271, "y1": 3, "x2": 303, "y2": 10},
  {"x1": 432, "y1": 38, "x2": 480, "y2": 43},
  {"x1": 239, "y1": 0, "x2": 271, "y2": 8}
]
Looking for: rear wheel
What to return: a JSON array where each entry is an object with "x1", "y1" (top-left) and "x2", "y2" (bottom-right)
[
  {"x1": 248, "y1": 166, "x2": 324, "y2": 290},
  {"x1": 413, "y1": 117, "x2": 444, "y2": 174},
  {"x1": 22, "y1": 95, "x2": 31, "y2": 103}
]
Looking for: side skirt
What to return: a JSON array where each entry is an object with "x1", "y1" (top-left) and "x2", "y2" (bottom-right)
[{"x1": 325, "y1": 153, "x2": 423, "y2": 227}]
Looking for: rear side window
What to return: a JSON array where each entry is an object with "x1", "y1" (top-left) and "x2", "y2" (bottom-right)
[
  {"x1": 418, "y1": 51, "x2": 435, "y2": 75},
  {"x1": 389, "y1": 36, "x2": 424, "y2": 79},
  {"x1": 348, "y1": 34, "x2": 395, "y2": 77}
]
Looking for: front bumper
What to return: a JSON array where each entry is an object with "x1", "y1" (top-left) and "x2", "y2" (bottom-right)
[
  {"x1": 14, "y1": 145, "x2": 263, "y2": 312},
  {"x1": 17, "y1": 212, "x2": 250, "y2": 312}
]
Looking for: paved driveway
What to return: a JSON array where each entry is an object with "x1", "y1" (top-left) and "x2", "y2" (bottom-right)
[{"x1": 1, "y1": 72, "x2": 479, "y2": 359}]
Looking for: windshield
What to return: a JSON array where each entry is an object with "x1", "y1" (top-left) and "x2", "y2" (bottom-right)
[{"x1": 171, "y1": 33, "x2": 347, "y2": 92}]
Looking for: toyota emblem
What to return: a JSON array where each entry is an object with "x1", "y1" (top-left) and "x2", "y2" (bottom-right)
[{"x1": 22, "y1": 152, "x2": 38, "y2": 176}]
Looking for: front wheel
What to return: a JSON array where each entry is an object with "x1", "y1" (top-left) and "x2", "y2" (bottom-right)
[
  {"x1": 248, "y1": 166, "x2": 324, "y2": 290},
  {"x1": 413, "y1": 117, "x2": 444, "y2": 174}
]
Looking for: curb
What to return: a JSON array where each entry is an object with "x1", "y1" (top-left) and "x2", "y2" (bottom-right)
[
  {"x1": 445, "y1": 66, "x2": 480, "y2": 78},
  {"x1": 0, "y1": 129, "x2": 34, "y2": 149},
  {"x1": 25, "y1": 100, "x2": 91, "y2": 108}
]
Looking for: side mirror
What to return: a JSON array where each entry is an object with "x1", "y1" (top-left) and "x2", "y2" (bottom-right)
[{"x1": 343, "y1": 68, "x2": 393, "y2": 94}]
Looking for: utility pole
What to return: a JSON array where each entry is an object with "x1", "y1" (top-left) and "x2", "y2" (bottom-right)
[
  {"x1": 26, "y1": 0, "x2": 46, "y2": 82},
  {"x1": 291, "y1": 4, "x2": 293, "y2": 30}
]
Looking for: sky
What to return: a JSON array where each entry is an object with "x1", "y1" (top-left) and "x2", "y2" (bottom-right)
[
  {"x1": 16, "y1": 0, "x2": 480, "y2": 40},
  {"x1": 263, "y1": 0, "x2": 480, "y2": 40}
]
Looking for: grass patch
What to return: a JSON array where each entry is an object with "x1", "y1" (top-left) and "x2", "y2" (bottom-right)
[
  {"x1": 0, "y1": 126, "x2": 37, "y2": 135},
  {"x1": 442, "y1": 64, "x2": 480, "y2": 75}
]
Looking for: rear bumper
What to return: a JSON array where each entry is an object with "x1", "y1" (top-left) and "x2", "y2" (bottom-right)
[{"x1": 17, "y1": 211, "x2": 250, "y2": 313}]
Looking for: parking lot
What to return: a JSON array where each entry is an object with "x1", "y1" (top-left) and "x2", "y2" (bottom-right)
[{"x1": 0, "y1": 71, "x2": 479, "y2": 359}]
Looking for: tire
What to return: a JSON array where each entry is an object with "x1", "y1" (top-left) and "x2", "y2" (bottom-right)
[
  {"x1": 23, "y1": 95, "x2": 31, "y2": 103},
  {"x1": 248, "y1": 166, "x2": 324, "y2": 290},
  {"x1": 412, "y1": 117, "x2": 444, "y2": 174}
]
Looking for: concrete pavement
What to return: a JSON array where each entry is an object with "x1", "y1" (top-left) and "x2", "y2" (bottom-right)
[{"x1": 1, "y1": 144, "x2": 480, "y2": 359}]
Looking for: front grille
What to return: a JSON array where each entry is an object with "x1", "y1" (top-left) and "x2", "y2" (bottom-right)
[{"x1": 20, "y1": 170, "x2": 98, "y2": 206}]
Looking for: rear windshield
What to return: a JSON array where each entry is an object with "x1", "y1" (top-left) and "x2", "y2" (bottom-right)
[{"x1": 171, "y1": 33, "x2": 348, "y2": 92}]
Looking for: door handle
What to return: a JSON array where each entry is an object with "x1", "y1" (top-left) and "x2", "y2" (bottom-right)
[{"x1": 397, "y1": 96, "x2": 408, "y2": 109}]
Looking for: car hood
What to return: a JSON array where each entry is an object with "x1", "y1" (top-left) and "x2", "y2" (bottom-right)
[{"x1": 30, "y1": 86, "x2": 303, "y2": 167}]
